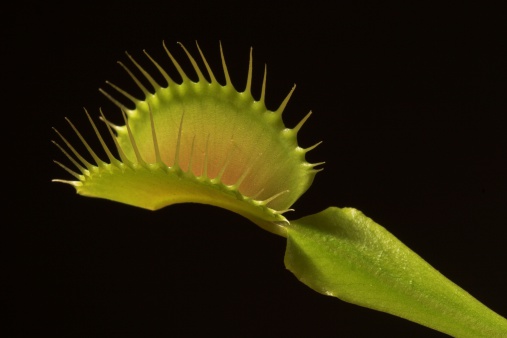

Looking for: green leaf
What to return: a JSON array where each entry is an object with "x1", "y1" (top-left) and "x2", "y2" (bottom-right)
[
  {"x1": 53, "y1": 42, "x2": 322, "y2": 236},
  {"x1": 285, "y1": 207, "x2": 507, "y2": 337}
]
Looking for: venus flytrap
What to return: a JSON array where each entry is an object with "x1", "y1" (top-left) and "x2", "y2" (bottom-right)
[{"x1": 53, "y1": 41, "x2": 507, "y2": 337}]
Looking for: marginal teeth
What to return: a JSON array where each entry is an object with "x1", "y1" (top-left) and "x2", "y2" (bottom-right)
[
  {"x1": 101, "y1": 82, "x2": 136, "y2": 107},
  {"x1": 293, "y1": 111, "x2": 313, "y2": 134},
  {"x1": 118, "y1": 60, "x2": 151, "y2": 96},
  {"x1": 303, "y1": 141, "x2": 323, "y2": 153},
  {"x1": 53, "y1": 41, "x2": 322, "y2": 233},
  {"x1": 273, "y1": 209, "x2": 294, "y2": 215}
]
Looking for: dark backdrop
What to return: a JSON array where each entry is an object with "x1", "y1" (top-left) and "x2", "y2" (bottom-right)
[{"x1": 9, "y1": 2, "x2": 507, "y2": 337}]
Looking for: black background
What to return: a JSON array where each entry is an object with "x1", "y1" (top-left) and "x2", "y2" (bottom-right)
[{"x1": 9, "y1": 2, "x2": 507, "y2": 337}]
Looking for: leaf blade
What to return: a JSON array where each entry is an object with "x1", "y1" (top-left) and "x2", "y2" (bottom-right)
[{"x1": 285, "y1": 207, "x2": 507, "y2": 337}]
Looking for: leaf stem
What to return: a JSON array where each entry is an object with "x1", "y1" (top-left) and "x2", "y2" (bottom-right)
[{"x1": 285, "y1": 207, "x2": 507, "y2": 337}]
